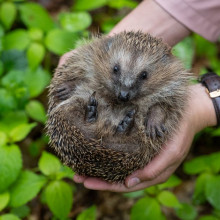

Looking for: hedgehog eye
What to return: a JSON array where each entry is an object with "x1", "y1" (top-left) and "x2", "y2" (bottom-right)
[
  {"x1": 139, "y1": 71, "x2": 148, "y2": 80},
  {"x1": 113, "y1": 65, "x2": 120, "y2": 74}
]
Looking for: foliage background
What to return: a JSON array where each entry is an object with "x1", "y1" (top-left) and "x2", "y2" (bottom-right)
[{"x1": 0, "y1": 0, "x2": 220, "y2": 219}]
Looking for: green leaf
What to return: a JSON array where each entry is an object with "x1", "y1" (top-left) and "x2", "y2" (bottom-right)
[
  {"x1": 158, "y1": 175, "x2": 182, "y2": 190},
  {"x1": 56, "y1": 166, "x2": 75, "y2": 180},
  {"x1": 2, "y1": 70, "x2": 25, "y2": 88},
  {"x1": 27, "y1": 42, "x2": 45, "y2": 70},
  {"x1": 124, "y1": 190, "x2": 145, "y2": 198},
  {"x1": 0, "y1": 214, "x2": 21, "y2": 220},
  {"x1": 131, "y1": 196, "x2": 164, "y2": 220},
  {"x1": 193, "y1": 173, "x2": 213, "y2": 205},
  {"x1": 73, "y1": 0, "x2": 107, "y2": 11},
  {"x1": 1, "y1": 50, "x2": 28, "y2": 72},
  {"x1": 39, "y1": 151, "x2": 61, "y2": 176},
  {"x1": 9, "y1": 170, "x2": 47, "y2": 207},
  {"x1": 59, "y1": 12, "x2": 91, "y2": 32},
  {"x1": 25, "y1": 100, "x2": 47, "y2": 123},
  {"x1": 11, "y1": 205, "x2": 30, "y2": 218},
  {"x1": 157, "y1": 191, "x2": 180, "y2": 208},
  {"x1": 19, "y1": 3, "x2": 55, "y2": 32},
  {"x1": 172, "y1": 37, "x2": 194, "y2": 69},
  {"x1": 0, "y1": 144, "x2": 22, "y2": 193},
  {"x1": 205, "y1": 175, "x2": 220, "y2": 210},
  {"x1": 0, "y1": 2, "x2": 17, "y2": 30},
  {"x1": 45, "y1": 29, "x2": 77, "y2": 55},
  {"x1": 175, "y1": 203, "x2": 197, "y2": 220},
  {"x1": 0, "y1": 191, "x2": 10, "y2": 211},
  {"x1": 45, "y1": 180, "x2": 73, "y2": 219},
  {"x1": 28, "y1": 28, "x2": 44, "y2": 41},
  {"x1": 3, "y1": 29, "x2": 30, "y2": 51},
  {"x1": 77, "y1": 206, "x2": 96, "y2": 220},
  {"x1": 0, "y1": 132, "x2": 7, "y2": 146},
  {"x1": 199, "y1": 216, "x2": 219, "y2": 220},
  {"x1": 108, "y1": 0, "x2": 138, "y2": 9},
  {"x1": 24, "y1": 67, "x2": 51, "y2": 98},
  {"x1": 0, "y1": 60, "x2": 4, "y2": 76},
  {"x1": 0, "y1": 89, "x2": 17, "y2": 113},
  {"x1": 184, "y1": 155, "x2": 211, "y2": 175},
  {"x1": 9, "y1": 123, "x2": 36, "y2": 142},
  {"x1": 0, "y1": 111, "x2": 27, "y2": 134}
]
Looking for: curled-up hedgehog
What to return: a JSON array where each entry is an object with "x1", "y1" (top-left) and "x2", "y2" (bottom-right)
[{"x1": 46, "y1": 31, "x2": 192, "y2": 182}]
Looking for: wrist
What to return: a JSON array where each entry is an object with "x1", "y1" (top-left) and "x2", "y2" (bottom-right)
[{"x1": 190, "y1": 84, "x2": 217, "y2": 132}]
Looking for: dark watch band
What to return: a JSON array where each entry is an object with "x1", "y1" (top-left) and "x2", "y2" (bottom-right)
[{"x1": 200, "y1": 72, "x2": 220, "y2": 126}]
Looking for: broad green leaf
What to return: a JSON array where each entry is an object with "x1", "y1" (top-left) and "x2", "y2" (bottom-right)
[
  {"x1": 19, "y1": 3, "x2": 55, "y2": 32},
  {"x1": 0, "y1": 24, "x2": 4, "y2": 37},
  {"x1": 158, "y1": 175, "x2": 182, "y2": 190},
  {"x1": 9, "y1": 170, "x2": 47, "y2": 207},
  {"x1": 193, "y1": 173, "x2": 213, "y2": 205},
  {"x1": 124, "y1": 190, "x2": 145, "y2": 198},
  {"x1": 144, "y1": 186, "x2": 159, "y2": 196},
  {"x1": 38, "y1": 151, "x2": 61, "y2": 176},
  {"x1": 24, "y1": 67, "x2": 51, "y2": 98},
  {"x1": 172, "y1": 37, "x2": 194, "y2": 69},
  {"x1": 73, "y1": 0, "x2": 107, "y2": 11},
  {"x1": 55, "y1": 166, "x2": 75, "y2": 180},
  {"x1": 45, "y1": 29, "x2": 77, "y2": 55},
  {"x1": 108, "y1": 0, "x2": 137, "y2": 9},
  {"x1": 0, "y1": 132, "x2": 7, "y2": 146},
  {"x1": 0, "y1": 89, "x2": 17, "y2": 112},
  {"x1": 45, "y1": 180, "x2": 73, "y2": 219},
  {"x1": 9, "y1": 123, "x2": 36, "y2": 142},
  {"x1": 2, "y1": 70, "x2": 25, "y2": 88},
  {"x1": 59, "y1": 12, "x2": 91, "y2": 32},
  {"x1": 1, "y1": 50, "x2": 28, "y2": 72},
  {"x1": 11, "y1": 205, "x2": 30, "y2": 218},
  {"x1": 175, "y1": 203, "x2": 197, "y2": 220},
  {"x1": 25, "y1": 100, "x2": 46, "y2": 123},
  {"x1": 3, "y1": 29, "x2": 30, "y2": 51},
  {"x1": 199, "y1": 215, "x2": 219, "y2": 220},
  {"x1": 0, "y1": 214, "x2": 21, "y2": 220},
  {"x1": 131, "y1": 196, "x2": 163, "y2": 220},
  {"x1": 205, "y1": 175, "x2": 220, "y2": 210},
  {"x1": 28, "y1": 28, "x2": 43, "y2": 41},
  {"x1": 184, "y1": 155, "x2": 211, "y2": 174},
  {"x1": 0, "y1": 144, "x2": 22, "y2": 193},
  {"x1": 0, "y1": 191, "x2": 10, "y2": 211},
  {"x1": 0, "y1": 111, "x2": 27, "y2": 134},
  {"x1": 77, "y1": 206, "x2": 96, "y2": 220},
  {"x1": 27, "y1": 42, "x2": 45, "y2": 70},
  {"x1": 0, "y1": 2, "x2": 17, "y2": 29},
  {"x1": 157, "y1": 191, "x2": 180, "y2": 208}
]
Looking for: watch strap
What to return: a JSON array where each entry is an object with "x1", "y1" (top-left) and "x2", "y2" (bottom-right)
[{"x1": 200, "y1": 72, "x2": 220, "y2": 126}]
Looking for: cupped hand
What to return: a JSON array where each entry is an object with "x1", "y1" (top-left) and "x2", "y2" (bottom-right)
[{"x1": 73, "y1": 84, "x2": 217, "y2": 192}]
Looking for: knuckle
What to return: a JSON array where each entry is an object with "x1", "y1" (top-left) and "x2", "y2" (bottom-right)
[{"x1": 145, "y1": 169, "x2": 159, "y2": 180}]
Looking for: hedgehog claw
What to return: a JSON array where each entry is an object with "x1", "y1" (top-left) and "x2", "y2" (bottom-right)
[
  {"x1": 116, "y1": 109, "x2": 135, "y2": 133},
  {"x1": 86, "y1": 94, "x2": 98, "y2": 123},
  {"x1": 55, "y1": 86, "x2": 71, "y2": 101}
]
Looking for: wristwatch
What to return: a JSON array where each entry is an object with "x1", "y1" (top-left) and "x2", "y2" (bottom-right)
[{"x1": 200, "y1": 72, "x2": 220, "y2": 126}]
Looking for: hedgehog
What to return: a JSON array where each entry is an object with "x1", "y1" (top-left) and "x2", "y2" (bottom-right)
[{"x1": 46, "y1": 31, "x2": 192, "y2": 182}]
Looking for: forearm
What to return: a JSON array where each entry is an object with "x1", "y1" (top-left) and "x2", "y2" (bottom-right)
[{"x1": 109, "y1": 0, "x2": 191, "y2": 46}]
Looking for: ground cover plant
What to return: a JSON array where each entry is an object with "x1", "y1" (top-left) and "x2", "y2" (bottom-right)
[{"x1": 0, "y1": 0, "x2": 220, "y2": 219}]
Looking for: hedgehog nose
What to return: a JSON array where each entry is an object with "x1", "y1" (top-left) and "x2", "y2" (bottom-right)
[{"x1": 118, "y1": 91, "x2": 130, "y2": 102}]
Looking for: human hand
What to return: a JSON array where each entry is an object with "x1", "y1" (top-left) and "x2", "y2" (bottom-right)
[{"x1": 73, "y1": 84, "x2": 217, "y2": 192}]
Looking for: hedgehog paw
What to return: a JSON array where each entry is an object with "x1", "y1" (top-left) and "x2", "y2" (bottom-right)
[
  {"x1": 145, "y1": 121, "x2": 166, "y2": 140},
  {"x1": 86, "y1": 94, "x2": 98, "y2": 123},
  {"x1": 116, "y1": 109, "x2": 135, "y2": 133},
  {"x1": 55, "y1": 85, "x2": 71, "y2": 101}
]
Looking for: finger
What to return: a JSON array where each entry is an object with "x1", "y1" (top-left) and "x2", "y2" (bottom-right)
[
  {"x1": 83, "y1": 177, "x2": 128, "y2": 192},
  {"x1": 58, "y1": 51, "x2": 73, "y2": 67},
  {"x1": 126, "y1": 122, "x2": 193, "y2": 187},
  {"x1": 73, "y1": 174, "x2": 87, "y2": 183}
]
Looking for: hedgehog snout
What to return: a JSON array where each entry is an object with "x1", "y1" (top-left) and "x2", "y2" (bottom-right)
[{"x1": 118, "y1": 90, "x2": 130, "y2": 102}]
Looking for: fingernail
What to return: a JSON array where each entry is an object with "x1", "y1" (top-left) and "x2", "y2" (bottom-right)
[{"x1": 127, "y1": 177, "x2": 140, "y2": 188}]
